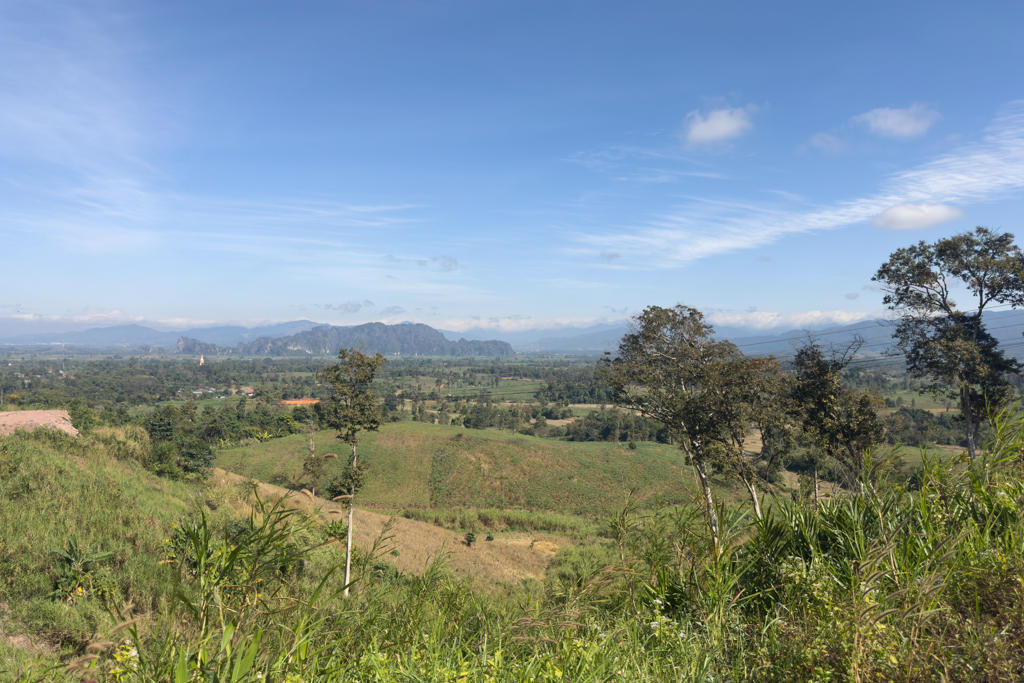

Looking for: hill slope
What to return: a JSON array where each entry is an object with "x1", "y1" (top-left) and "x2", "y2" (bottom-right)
[
  {"x1": 215, "y1": 421, "x2": 738, "y2": 515},
  {"x1": 211, "y1": 468, "x2": 561, "y2": 584}
]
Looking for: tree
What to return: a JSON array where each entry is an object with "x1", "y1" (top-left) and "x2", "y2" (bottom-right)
[
  {"x1": 597, "y1": 305, "x2": 768, "y2": 546},
  {"x1": 873, "y1": 227, "x2": 1024, "y2": 459},
  {"x1": 300, "y1": 420, "x2": 328, "y2": 496},
  {"x1": 318, "y1": 347, "x2": 388, "y2": 596},
  {"x1": 746, "y1": 357, "x2": 797, "y2": 493},
  {"x1": 792, "y1": 339, "x2": 885, "y2": 495}
]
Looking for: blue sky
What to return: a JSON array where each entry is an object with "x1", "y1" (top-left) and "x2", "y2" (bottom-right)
[{"x1": 3, "y1": 0, "x2": 1024, "y2": 336}]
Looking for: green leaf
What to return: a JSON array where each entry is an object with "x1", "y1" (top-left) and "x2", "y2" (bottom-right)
[
  {"x1": 219, "y1": 620, "x2": 236, "y2": 656},
  {"x1": 232, "y1": 630, "x2": 263, "y2": 682},
  {"x1": 175, "y1": 650, "x2": 188, "y2": 683}
]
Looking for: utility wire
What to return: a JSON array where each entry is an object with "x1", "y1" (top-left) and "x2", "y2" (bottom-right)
[
  {"x1": 762, "y1": 313, "x2": 1024, "y2": 362},
  {"x1": 732, "y1": 301, "x2": 1020, "y2": 350}
]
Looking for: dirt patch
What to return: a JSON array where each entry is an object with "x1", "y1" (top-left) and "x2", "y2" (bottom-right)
[
  {"x1": 531, "y1": 541, "x2": 559, "y2": 554},
  {"x1": 0, "y1": 603, "x2": 55, "y2": 656},
  {"x1": 0, "y1": 410, "x2": 79, "y2": 437},
  {"x1": 280, "y1": 399, "x2": 320, "y2": 406},
  {"x1": 210, "y1": 469, "x2": 563, "y2": 585}
]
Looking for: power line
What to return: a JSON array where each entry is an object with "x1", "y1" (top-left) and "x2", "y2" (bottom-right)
[
  {"x1": 733, "y1": 302, "x2": 1020, "y2": 350},
  {"x1": 838, "y1": 340, "x2": 1024, "y2": 372},
  {"x1": 764, "y1": 313, "x2": 1024, "y2": 363}
]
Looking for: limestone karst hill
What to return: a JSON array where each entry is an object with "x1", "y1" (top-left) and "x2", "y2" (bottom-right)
[{"x1": 177, "y1": 322, "x2": 514, "y2": 357}]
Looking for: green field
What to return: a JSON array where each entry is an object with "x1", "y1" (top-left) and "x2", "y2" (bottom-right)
[
  {"x1": 881, "y1": 389, "x2": 951, "y2": 411},
  {"x1": 399, "y1": 376, "x2": 545, "y2": 403},
  {"x1": 215, "y1": 421, "x2": 746, "y2": 516}
]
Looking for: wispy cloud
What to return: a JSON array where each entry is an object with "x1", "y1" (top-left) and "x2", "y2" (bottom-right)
[
  {"x1": 564, "y1": 145, "x2": 727, "y2": 183},
  {"x1": 431, "y1": 316, "x2": 626, "y2": 333},
  {"x1": 808, "y1": 132, "x2": 846, "y2": 154},
  {"x1": 0, "y1": 3, "x2": 172, "y2": 250},
  {"x1": 578, "y1": 101, "x2": 1024, "y2": 266},
  {"x1": 854, "y1": 104, "x2": 941, "y2": 138},
  {"x1": 0, "y1": 5, "x2": 425, "y2": 262},
  {"x1": 417, "y1": 255, "x2": 459, "y2": 272},
  {"x1": 319, "y1": 300, "x2": 375, "y2": 314}
]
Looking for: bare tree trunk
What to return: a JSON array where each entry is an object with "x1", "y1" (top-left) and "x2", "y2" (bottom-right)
[
  {"x1": 343, "y1": 442, "x2": 356, "y2": 597},
  {"x1": 694, "y1": 461, "x2": 720, "y2": 550},
  {"x1": 813, "y1": 465, "x2": 819, "y2": 508},
  {"x1": 742, "y1": 476, "x2": 762, "y2": 520}
]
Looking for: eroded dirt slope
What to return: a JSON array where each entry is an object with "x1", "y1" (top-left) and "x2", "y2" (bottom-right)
[{"x1": 211, "y1": 469, "x2": 563, "y2": 585}]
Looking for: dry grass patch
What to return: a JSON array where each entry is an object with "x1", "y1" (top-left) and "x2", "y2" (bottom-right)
[{"x1": 211, "y1": 469, "x2": 565, "y2": 586}]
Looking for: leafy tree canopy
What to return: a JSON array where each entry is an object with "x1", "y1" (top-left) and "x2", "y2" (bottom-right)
[{"x1": 873, "y1": 227, "x2": 1024, "y2": 458}]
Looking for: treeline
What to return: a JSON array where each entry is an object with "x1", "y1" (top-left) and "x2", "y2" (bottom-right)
[
  {"x1": 564, "y1": 408, "x2": 669, "y2": 443},
  {"x1": 0, "y1": 357, "x2": 329, "y2": 408},
  {"x1": 882, "y1": 406, "x2": 982, "y2": 448}
]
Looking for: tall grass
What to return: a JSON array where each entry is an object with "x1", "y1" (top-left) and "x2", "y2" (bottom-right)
[
  {"x1": 401, "y1": 507, "x2": 602, "y2": 538},
  {"x1": 4, "y1": 405, "x2": 1024, "y2": 681}
]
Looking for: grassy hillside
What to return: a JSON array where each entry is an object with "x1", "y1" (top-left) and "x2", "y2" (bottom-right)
[
  {"x1": 215, "y1": 422, "x2": 747, "y2": 516},
  {"x1": 0, "y1": 428, "x2": 195, "y2": 669},
  {"x1": 4, "y1": 411, "x2": 1024, "y2": 681}
]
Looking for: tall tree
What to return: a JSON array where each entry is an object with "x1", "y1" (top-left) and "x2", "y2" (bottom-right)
[
  {"x1": 792, "y1": 339, "x2": 885, "y2": 493},
  {"x1": 873, "y1": 227, "x2": 1024, "y2": 459},
  {"x1": 318, "y1": 347, "x2": 387, "y2": 596},
  {"x1": 597, "y1": 305, "x2": 771, "y2": 546},
  {"x1": 746, "y1": 357, "x2": 797, "y2": 496}
]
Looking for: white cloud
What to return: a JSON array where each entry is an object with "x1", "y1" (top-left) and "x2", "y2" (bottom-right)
[
  {"x1": 854, "y1": 104, "x2": 941, "y2": 138},
  {"x1": 323, "y1": 301, "x2": 365, "y2": 313},
  {"x1": 379, "y1": 306, "x2": 406, "y2": 317},
  {"x1": 432, "y1": 316, "x2": 625, "y2": 333},
  {"x1": 578, "y1": 101, "x2": 1024, "y2": 266},
  {"x1": 685, "y1": 107, "x2": 754, "y2": 145},
  {"x1": 705, "y1": 309, "x2": 874, "y2": 330},
  {"x1": 809, "y1": 132, "x2": 845, "y2": 153},
  {"x1": 872, "y1": 203, "x2": 964, "y2": 230}
]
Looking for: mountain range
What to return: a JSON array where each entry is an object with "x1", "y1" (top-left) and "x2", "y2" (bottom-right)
[
  {"x1": 505, "y1": 311, "x2": 1024, "y2": 361},
  {"x1": 0, "y1": 320, "x2": 322, "y2": 347},
  {"x1": 3, "y1": 312, "x2": 1022, "y2": 360},
  {"x1": 176, "y1": 322, "x2": 513, "y2": 357}
]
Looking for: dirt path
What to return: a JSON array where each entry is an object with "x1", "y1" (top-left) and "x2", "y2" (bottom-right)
[{"x1": 211, "y1": 469, "x2": 563, "y2": 585}]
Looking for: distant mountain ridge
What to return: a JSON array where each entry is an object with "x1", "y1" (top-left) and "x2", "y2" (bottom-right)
[
  {"x1": 178, "y1": 322, "x2": 514, "y2": 357},
  {"x1": 0, "y1": 320, "x2": 324, "y2": 347},
  {"x1": 6, "y1": 312, "x2": 1022, "y2": 360},
  {"x1": 510, "y1": 310, "x2": 1024, "y2": 360}
]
